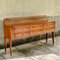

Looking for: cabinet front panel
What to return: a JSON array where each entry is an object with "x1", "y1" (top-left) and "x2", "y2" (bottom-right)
[
  {"x1": 44, "y1": 22, "x2": 55, "y2": 33},
  {"x1": 30, "y1": 24, "x2": 44, "y2": 36},
  {"x1": 14, "y1": 25, "x2": 29, "y2": 33},
  {"x1": 14, "y1": 31, "x2": 30, "y2": 39}
]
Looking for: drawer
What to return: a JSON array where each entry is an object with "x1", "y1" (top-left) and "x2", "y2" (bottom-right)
[
  {"x1": 14, "y1": 25, "x2": 29, "y2": 33},
  {"x1": 44, "y1": 27, "x2": 55, "y2": 33},
  {"x1": 30, "y1": 29, "x2": 44, "y2": 36},
  {"x1": 30, "y1": 24, "x2": 43, "y2": 35},
  {"x1": 14, "y1": 31, "x2": 30, "y2": 39},
  {"x1": 44, "y1": 21, "x2": 55, "y2": 33},
  {"x1": 30, "y1": 24, "x2": 43, "y2": 30},
  {"x1": 44, "y1": 21, "x2": 55, "y2": 27}
]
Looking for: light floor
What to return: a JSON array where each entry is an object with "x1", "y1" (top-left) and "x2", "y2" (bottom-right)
[{"x1": 0, "y1": 36, "x2": 60, "y2": 60}]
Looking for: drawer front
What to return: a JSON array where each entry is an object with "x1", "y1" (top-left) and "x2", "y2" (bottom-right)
[
  {"x1": 30, "y1": 24, "x2": 44, "y2": 36},
  {"x1": 14, "y1": 31, "x2": 30, "y2": 39},
  {"x1": 14, "y1": 25, "x2": 30, "y2": 39},
  {"x1": 14, "y1": 25, "x2": 29, "y2": 33},
  {"x1": 44, "y1": 22, "x2": 55, "y2": 33}
]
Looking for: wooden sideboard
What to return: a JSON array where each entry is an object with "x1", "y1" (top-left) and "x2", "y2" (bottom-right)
[{"x1": 3, "y1": 15, "x2": 55, "y2": 55}]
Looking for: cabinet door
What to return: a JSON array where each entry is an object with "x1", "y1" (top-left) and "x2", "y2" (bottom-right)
[
  {"x1": 44, "y1": 21, "x2": 55, "y2": 33},
  {"x1": 14, "y1": 25, "x2": 30, "y2": 39},
  {"x1": 30, "y1": 24, "x2": 44, "y2": 36}
]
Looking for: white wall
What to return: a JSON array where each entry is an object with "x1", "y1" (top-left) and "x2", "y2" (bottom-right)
[
  {"x1": 54, "y1": 0, "x2": 60, "y2": 16},
  {"x1": 0, "y1": 0, "x2": 55, "y2": 18}
]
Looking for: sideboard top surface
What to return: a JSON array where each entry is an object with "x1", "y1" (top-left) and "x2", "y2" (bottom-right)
[{"x1": 4, "y1": 15, "x2": 48, "y2": 26}]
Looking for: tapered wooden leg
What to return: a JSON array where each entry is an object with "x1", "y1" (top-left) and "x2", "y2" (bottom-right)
[
  {"x1": 46, "y1": 33, "x2": 48, "y2": 43},
  {"x1": 52, "y1": 32, "x2": 54, "y2": 44},
  {"x1": 4, "y1": 37, "x2": 6, "y2": 53},
  {"x1": 9, "y1": 39, "x2": 12, "y2": 56}
]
